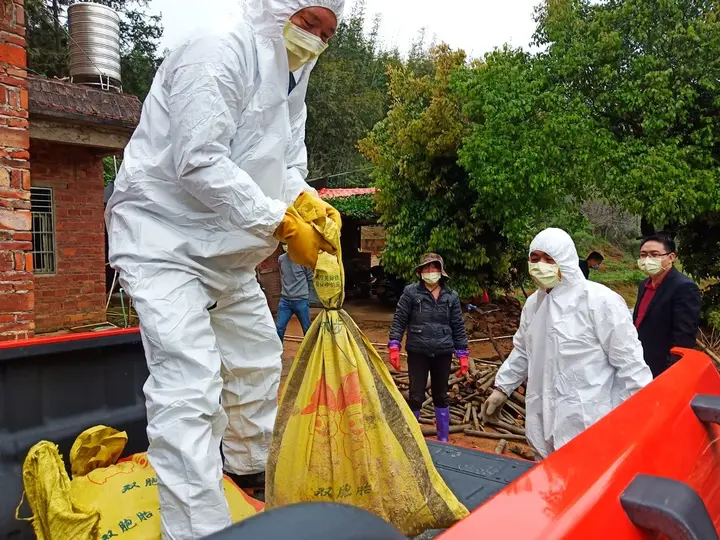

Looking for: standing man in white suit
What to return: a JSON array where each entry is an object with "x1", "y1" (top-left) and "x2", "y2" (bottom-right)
[
  {"x1": 105, "y1": 1, "x2": 345, "y2": 537},
  {"x1": 482, "y1": 228, "x2": 652, "y2": 460}
]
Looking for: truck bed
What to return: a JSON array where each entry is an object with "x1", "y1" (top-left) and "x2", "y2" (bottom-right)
[
  {"x1": 0, "y1": 329, "x2": 532, "y2": 539},
  {"x1": 416, "y1": 442, "x2": 533, "y2": 538}
]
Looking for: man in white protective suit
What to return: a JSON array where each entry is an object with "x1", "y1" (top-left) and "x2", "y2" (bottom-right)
[
  {"x1": 105, "y1": 1, "x2": 345, "y2": 537},
  {"x1": 481, "y1": 228, "x2": 652, "y2": 460}
]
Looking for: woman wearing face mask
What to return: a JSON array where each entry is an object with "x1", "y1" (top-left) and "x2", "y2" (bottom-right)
[{"x1": 388, "y1": 253, "x2": 469, "y2": 443}]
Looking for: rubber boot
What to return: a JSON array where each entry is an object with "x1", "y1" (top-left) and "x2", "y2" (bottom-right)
[
  {"x1": 412, "y1": 410, "x2": 421, "y2": 421},
  {"x1": 435, "y1": 407, "x2": 450, "y2": 443}
]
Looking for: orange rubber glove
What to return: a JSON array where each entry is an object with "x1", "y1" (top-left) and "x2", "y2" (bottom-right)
[{"x1": 274, "y1": 206, "x2": 335, "y2": 269}]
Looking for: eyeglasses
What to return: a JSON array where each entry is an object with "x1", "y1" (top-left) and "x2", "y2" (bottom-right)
[{"x1": 639, "y1": 252, "x2": 670, "y2": 259}]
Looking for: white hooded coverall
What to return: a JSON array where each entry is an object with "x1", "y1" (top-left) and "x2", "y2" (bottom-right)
[
  {"x1": 105, "y1": 1, "x2": 345, "y2": 537},
  {"x1": 495, "y1": 228, "x2": 652, "y2": 459}
]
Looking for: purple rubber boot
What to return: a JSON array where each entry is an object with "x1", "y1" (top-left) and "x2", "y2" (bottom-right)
[
  {"x1": 412, "y1": 410, "x2": 421, "y2": 421},
  {"x1": 435, "y1": 407, "x2": 450, "y2": 443}
]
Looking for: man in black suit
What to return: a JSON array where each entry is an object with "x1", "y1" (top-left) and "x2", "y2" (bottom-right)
[{"x1": 633, "y1": 234, "x2": 701, "y2": 377}]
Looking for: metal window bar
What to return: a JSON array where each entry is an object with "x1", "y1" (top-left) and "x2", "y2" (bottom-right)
[{"x1": 30, "y1": 187, "x2": 56, "y2": 274}]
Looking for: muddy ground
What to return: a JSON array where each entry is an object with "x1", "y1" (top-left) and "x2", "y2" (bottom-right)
[{"x1": 279, "y1": 298, "x2": 533, "y2": 461}]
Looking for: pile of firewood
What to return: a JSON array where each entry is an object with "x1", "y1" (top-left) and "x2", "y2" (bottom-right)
[{"x1": 390, "y1": 357, "x2": 534, "y2": 461}]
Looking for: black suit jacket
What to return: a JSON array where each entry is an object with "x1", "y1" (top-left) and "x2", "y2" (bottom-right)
[
  {"x1": 632, "y1": 267, "x2": 701, "y2": 377},
  {"x1": 579, "y1": 259, "x2": 590, "y2": 279}
]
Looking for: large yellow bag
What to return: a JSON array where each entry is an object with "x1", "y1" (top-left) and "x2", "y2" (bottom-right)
[
  {"x1": 20, "y1": 426, "x2": 263, "y2": 540},
  {"x1": 266, "y1": 202, "x2": 468, "y2": 536}
]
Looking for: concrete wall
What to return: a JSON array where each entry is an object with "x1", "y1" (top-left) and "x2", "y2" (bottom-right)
[
  {"x1": 30, "y1": 140, "x2": 106, "y2": 333},
  {"x1": 0, "y1": 0, "x2": 33, "y2": 340}
]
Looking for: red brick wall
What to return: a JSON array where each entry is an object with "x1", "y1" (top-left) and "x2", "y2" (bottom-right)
[
  {"x1": 0, "y1": 0, "x2": 33, "y2": 340},
  {"x1": 31, "y1": 140, "x2": 106, "y2": 333},
  {"x1": 258, "y1": 248, "x2": 281, "y2": 312}
]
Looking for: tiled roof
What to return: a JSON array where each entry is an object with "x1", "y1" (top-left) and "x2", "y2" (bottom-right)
[
  {"x1": 317, "y1": 187, "x2": 377, "y2": 199},
  {"x1": 29, "y1": 76, "x2": 141, "y2": 128}
]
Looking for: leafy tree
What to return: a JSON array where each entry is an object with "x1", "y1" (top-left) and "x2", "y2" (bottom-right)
[
  {"x1": 534, "y1": 0, "x2": 720, "y2": 229},
  {"x1": 454, "y1": 46, "x2": 605, "y2": 247},
  {"x1": 305, "y1": 1, "x2": 401, "y2": 188},
  {"x1": 360, "y1": 46, "x2": 521, "y2": 296},
  {"x1": 26, "y1": 0, "x2": 69, "y2": 77},
  {"x1": 26, "y1": 0, "x2": 163, "y2": 99},
  {"x1": 676, "y1": 213, "x2": 720, "y2": 329}
]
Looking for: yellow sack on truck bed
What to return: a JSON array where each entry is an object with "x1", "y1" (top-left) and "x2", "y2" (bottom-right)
[
  {"x1": 20, "y1": 426, "x2": 262, "y2": 540},
  {"x1": 266, "y1": 203, "x2": 468, "y2": 536}
]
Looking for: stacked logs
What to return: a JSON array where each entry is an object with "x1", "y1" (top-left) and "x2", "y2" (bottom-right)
[{"x1": 390, "y1": 357, "x2": 532, "y2": 460}]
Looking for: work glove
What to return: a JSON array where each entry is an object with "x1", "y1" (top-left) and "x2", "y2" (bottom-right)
[
  {"x1": 388, "y1": 340, "x2": 401, "y2": 371},
  {"x1": 294, "y1": 192, "x2": 342, "y2": 230},
  {"x1": 274, "y1": 206, "x2": 335, "y2": 269},
  {"x1": 456, "y1": 350, "x2": 469, "y2": 376},
  {"x1": 481, "y1": 389, "x2": 508, "y2": 424}
]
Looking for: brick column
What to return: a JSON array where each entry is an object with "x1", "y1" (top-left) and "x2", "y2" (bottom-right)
[{"x1": 0, "y1": 0, "x2": 33, "y2": 340}]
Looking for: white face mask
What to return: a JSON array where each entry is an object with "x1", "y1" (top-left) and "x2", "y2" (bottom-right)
[
  {"x1": 283, "y1": 21, "x2": 329, "y2": 72},
  {"x1": 528, "y1": 262, "x2": 561, "y2": 290},
  {"x1": 638, "y1": 257, "x2": 665, "y2": 276},
  {"x1": 422, "y1": 272, "x2": 442, "y2": 286}
]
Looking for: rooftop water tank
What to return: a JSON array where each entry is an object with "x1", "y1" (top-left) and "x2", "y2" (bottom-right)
[{"x1": 68, "y1": 2, "x2": 122, "y2": 91}]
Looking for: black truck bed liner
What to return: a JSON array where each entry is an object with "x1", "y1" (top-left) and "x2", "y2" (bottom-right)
[{"x1": 0, "y1": 331, "x2": 532, "y2": 539}]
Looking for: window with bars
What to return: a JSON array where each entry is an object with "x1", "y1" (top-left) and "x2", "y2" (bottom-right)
[{"x1": 30, "y1": 187, "x2": 57, "y2": 274}]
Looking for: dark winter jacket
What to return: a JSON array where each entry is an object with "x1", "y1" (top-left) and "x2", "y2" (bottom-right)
[{"x1": 389, "y1": 282, "x2": 468, "y2": 357}]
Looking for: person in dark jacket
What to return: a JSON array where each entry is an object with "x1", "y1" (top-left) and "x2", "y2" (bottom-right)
[
  {"x1": 387, "y1": 253, "x2": 469, "y2": 443},
  {"x1": 633, "y1": 234, "x2": 701, "y2": 377},
  {"x1": 579, "y1": 251, "x2": 604, "y2": 279}
]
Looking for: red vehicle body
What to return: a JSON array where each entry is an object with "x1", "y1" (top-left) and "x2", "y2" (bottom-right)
[{"x1": 442, "y1": 347, "x2": 720, "y2": 539}]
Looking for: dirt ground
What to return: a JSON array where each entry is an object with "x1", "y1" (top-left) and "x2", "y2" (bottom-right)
[{"x1": 279, "y1": 298, "x2": 534, "y2": 461}]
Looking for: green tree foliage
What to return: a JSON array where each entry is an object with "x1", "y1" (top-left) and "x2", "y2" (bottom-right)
[
  {"x1": 534, "y1": 0, "x2": 720, "y2": 228},
  {"x1": 360, "y1": 47, "x2": 520, "y2": 296},
  {"x1": 26, "y1": 0, "x2": 163, "y2": 100},
  {"x1": 328, "y1": 194, "x2": 378, "y2": 221},
  {"x1": 454, "y1": 46, "x2": 604, "y2": 246},
  {"x1": 677, "y1": 213, "x2": 720, "y2": 329},
  {"x1": 305, "y1": 1, "x2": 402, "y2": 188}
]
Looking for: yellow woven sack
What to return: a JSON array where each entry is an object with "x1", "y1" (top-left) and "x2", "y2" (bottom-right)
[
  {"x1": 266, "y1": 204, "x2": 468, "y2": 536},
  {"x1": 20, "y1": 426, "x2": 263, "y2": 540}
]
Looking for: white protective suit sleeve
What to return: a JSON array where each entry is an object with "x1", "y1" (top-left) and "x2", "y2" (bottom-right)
[
  {"x1": 592, "y1": 294, "x2": 653, "y2": 400},
  {"x1": 285, "y1": 101, "x2": 316, "y2": 204},
  {"x1": 495, "y1": 301, "x2": 532, "y2": 396},
  {"x1": 169, "y1": 57, "x2": 288, "y2": 236}
]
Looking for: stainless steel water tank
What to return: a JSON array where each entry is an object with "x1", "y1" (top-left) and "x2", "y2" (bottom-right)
[{"x1": 68, "y1": 2, "x2": 121, "y2": 89}]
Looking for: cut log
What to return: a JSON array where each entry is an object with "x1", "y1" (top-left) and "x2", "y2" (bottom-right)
[{"x1": 464, "y1": 430, "x2": 526, "y2": 442}]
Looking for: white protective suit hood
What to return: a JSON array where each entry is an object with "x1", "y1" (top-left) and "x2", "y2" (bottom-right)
[
  {"x1": 244, "y1": 0, "x2": 345, "y2": 37},
  {"x1": 495, "y1": 228, "x2": 652, "y2": 459},
  {"x1": 529, "y1": 227, "x2": 585, "y2": 293}
]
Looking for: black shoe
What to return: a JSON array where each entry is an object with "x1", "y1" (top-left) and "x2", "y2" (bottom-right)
[{"x1": 225, "y1": 471, "x2": 265, "y2": 490}]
